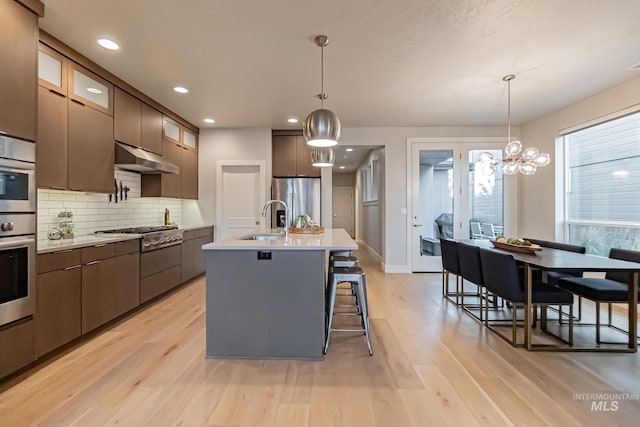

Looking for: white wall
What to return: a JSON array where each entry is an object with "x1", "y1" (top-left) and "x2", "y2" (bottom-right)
[
  {"x1": 182, "y1": 128, "x2": 272, "y2": 228},
  {"x1": 332, "y1": 172, "x2": 355, "y2": 187},
  {"x1": 355, "y1": 148, "x2": 385, "y2": 261},
  {"x1": 520, "y1": 75, "x2": 640, "y2": 240}
]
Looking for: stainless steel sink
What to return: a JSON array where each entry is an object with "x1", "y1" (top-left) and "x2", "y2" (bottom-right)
[{"x1": 240, "y1": 232, "x2": 285, "y2": 241}]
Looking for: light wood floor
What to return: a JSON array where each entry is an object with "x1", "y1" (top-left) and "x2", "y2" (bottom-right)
[{"x1": 1, "y1": 248, "x2": 639, "y2": 426}]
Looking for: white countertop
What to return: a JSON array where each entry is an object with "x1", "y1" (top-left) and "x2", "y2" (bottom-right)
[
  {"x1": 203, "y1": 228, "x2": 357, "y2": 251},
  {"x1": 38, "y1": 234, "x2": 142, "y2": 254}
]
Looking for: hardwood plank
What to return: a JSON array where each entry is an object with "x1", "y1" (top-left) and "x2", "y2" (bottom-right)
[{"x1": 1, "y1": 250, "x2": 639, "y2": 426}]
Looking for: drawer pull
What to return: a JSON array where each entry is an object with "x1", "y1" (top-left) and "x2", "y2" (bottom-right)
[
  {"x1": 53, "y1": 249, "x2": 73, "y2": 254},
  {"x1": 64, "y1": 264, "x2": 81, "y2": 270},
  {"x1": 93, "y1": 244, "x2": 109, "y2": 248},
  {"x1": 86, "y1": 260, "x2": 101, "y2": 266}
]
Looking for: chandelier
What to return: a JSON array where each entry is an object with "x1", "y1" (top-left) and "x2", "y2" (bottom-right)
[
  {"x1": 481, "y1": 75, "x2": 550, "y2": 175},
  {"x1": 303, "y1": 35, "x2": 342, "y2": 148},
  {"x1": 310, "y1": 147, "x2": 335, "y2": 167}
]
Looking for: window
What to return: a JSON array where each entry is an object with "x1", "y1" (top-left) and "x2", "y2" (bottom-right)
[
  {"x1": 362, "y1": 157, "x2": 379, "y2": 203},
  {"x1": 563, "y1": 111, "x2": 640, "y2": 255}
]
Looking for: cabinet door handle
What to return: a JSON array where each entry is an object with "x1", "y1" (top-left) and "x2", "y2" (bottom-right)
[
  {"x1": 93, "y1": 244, "x2": 108, "y2": 248},
  {"x1": 64, "y1": 264, "x2": 81, "y2": 270},
  {"x1": 70, "y1": 98, "x2": 85, "y2": 106},
  {"x1": 85, "y1": 260, "x2": 101, "y2": 266},
  {"x1": 53, "y1": 249, "x2": 73, "y2": 254},
  {"x1": 0, "y1": 130, "x2": 7, "y2": 135},
  {"x1": 48, "y1": 89, "x2": 66, "y2": 98}
]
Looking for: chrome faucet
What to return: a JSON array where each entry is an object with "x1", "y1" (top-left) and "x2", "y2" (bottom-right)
[{"x1": 261, "y1": 200, "x2": 289, "y2": 236}]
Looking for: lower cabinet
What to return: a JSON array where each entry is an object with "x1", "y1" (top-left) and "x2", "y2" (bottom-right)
[
  {"x1": 36, "y1": 248, "x2": 82, "y2": 357},
  {"x1": 181, "y1": 226, "x2": 214, "y2": 282},
  {"x1": 82, "y1": 240, "x2": 139, "y2": 334},
  {"x1": 0, "y1": 317, "x2": 35, "y2": 379},
  {"x1": 140, "y1": 245, "x2": 181, "y2": 303}
]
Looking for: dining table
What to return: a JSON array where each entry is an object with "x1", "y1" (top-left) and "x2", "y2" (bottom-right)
[{"x1": 462, "y1": 239, "x2": 639, "y2": 352}]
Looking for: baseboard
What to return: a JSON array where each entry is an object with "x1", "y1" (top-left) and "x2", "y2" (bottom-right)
[{"x1": 383, "y1": 264, "x2": 411, "y2": 273}]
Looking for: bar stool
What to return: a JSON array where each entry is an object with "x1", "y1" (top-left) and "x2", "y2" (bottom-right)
[
  {"x1": 325, "y1": 266, "x2": 373, "y2": 355},
  {"x1": 331, "y1": 255, "x2": 359, "y2": 268}
]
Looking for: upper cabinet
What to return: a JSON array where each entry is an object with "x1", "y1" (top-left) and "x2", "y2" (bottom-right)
[
  {"x1": 163, "y1": 117, "x2": 181, "y2": 144},
  {"x1": 114, "y1": 88, "x2": 163, "y2": 155},
  {"x1": 37, "y1": 43, "x2": 114, "y2": 193},
  {"x1": 0, "y1": 0, "x2": 40, "y2": 141},
  {"x1": 68, "y1": 63, "x2": 113, "y2": 116},
  {"x1": 272, "y1": 134, "x2": 320, "y2": 178}
]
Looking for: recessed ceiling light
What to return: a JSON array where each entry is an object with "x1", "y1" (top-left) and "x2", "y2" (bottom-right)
[
  {"x1": 204, "y1": 118, "x2": 215, "y2": 124},
  {"x1": 345, "y1": 148, "x2": 354, "y2": 152},
  {"x1": 173, "y1": 86, "x2": 189, "y2": 94},
  {"x1": 287, "y1": 118, "x2": 298, "y2": 123},
  {"x1": 97, "y1": 38, "x2": 119, "y2": 51},
  {"x1": 86, "y1": 87, "x2": 102, "y2": 94},
  {"x1": 339, "y1": 166, "x2": 345, "y2": 169}
]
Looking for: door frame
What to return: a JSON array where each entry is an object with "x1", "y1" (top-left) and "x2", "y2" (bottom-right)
[
  {"x1": 406, "y1": 137, "x2": 518, "y2": 272},
  {"x1": 332, "y1": 186, "x2": 355, "y2": 237},
  {"x1": 215, "y1": 160, "x2": 267, "y2": 241}
]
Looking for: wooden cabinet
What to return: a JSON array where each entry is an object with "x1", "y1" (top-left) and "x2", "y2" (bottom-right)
[
  {"x1": 81, "y1": 240, "x2": 139, "y2": 334},
  {"x1": 68, "y1": 63, "x2": 113, "y2": 116},
  {"x1": 36, "y1": 249, "x2": 82, "y2": 357},
  {"x1": 0, "y1": 0, "x2": 39, "y2": 141},
  {"x1": 114, "y1": 87, "x2": 163, "y2": 155},
  {"x1": 37, "y1": 85, "x2": 68, "y2": 189},
  {"x1": 0, "y1": 317, "x2": 35, "y2": 380},
  {"x1": 140, "y1": 103, "x2": 163, "y2": 155},
  {"x1": 140, "y1": 245, "x2": 182, "y2": 303},
  {"x1": 272, "y1": 134, "x2": 320, "y2": 177},
  {"x1": 67, "y1": 99, "x2": 114, "y2": 193},
  {"x1": 37, "y1": 45, "x2": 115, "y2": 192},
  {"x1": 181, "y1": 227, "x2": 214, "y2": 282},
  {"x1": 182, "y1": 147, "x2": 198, "y2": 199}
]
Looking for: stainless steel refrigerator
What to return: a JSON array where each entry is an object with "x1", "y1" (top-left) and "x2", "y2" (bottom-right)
[{"x1": 271, "y1": 178, "x2": 321, "y2": 228}]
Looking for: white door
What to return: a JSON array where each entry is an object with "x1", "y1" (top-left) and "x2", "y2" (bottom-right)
[
  {"x1": 333, "y1": 187, "x2": 355, "y2": 237},
  {"x1": 408, "y1": 139, "x2": 508, "y2": 272},
  {"x1": 216, "y1": 161, "x2": 266, "y2": 240}
]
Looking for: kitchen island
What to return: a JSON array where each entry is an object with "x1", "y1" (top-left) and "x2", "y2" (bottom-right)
[{"x1": 202, "y1": 228, "x2": 357, "y2": 359}]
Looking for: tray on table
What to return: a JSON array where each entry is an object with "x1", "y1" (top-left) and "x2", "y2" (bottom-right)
[
  {"x1": 289, "y1": 226, "x2": 324, "y2": 234},
  {"x1": 491, "y1": 240, "x2": 542, "y2": 254}
]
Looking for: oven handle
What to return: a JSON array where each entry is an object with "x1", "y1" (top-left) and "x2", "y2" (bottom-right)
[{"x1": 0, "y1": 236, "x2": 35, "y2": 250}]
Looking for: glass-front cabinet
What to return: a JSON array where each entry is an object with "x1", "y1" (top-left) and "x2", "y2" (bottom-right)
[
  {"x1": 163, "y1": 117, "x2": 181, "y2": 143},
  {"x1": 68, "y1": 63, "x2": 113, "y2": 115},
  {"x1": 38, "y1": 45, "x2": 67, "y2": 94},
  {"x1": 183, "y1": 129, "x2": 197, "y2": 149}
]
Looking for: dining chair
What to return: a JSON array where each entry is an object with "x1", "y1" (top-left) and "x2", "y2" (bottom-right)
[
  {"x1": 557, "y1": 247, "x2": 640, "y2": 344},
  {"x1": 480, "y1": 223, "x2": 496, "y2": 240},
  {"x1": 457, "y1": 242, "x2": 485, "y2": 321},
  {"x1": 469, "y1": 222, "x2": 483, "y2": 239},
  {"x1": 439, "y1": 238, "x2": 461, "y2": 304},
  {"x1": 479, "y1": 248, "x2": 574, "y2": 347}
]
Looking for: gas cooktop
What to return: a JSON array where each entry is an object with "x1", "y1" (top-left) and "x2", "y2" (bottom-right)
[{"x1": 95, "y1": 225, "x2": 178, "y2": 234}]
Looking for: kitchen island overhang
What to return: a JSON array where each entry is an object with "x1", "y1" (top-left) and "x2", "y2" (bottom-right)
[{"x1": 202, "y1": 229, "x2": 357, "y2": 360}]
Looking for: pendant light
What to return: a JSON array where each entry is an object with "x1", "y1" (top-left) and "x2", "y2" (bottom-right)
[
  {"x1": 500, "y1": 75, "x2": 550, "y2": 175},
  {"x1": 479, "y1": 75, "x2": 550, "y2": 175},
  {"x1": 303, "y1": 35, "x2": 342, "y2": 147},
  {"x1": 310, "y1": 147, "x2": 335, "y2": 167}
]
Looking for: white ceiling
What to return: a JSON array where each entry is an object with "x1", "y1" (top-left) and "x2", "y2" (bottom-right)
[{"x1": 40, "y1": 0, "x2": 640, "y2": 132}]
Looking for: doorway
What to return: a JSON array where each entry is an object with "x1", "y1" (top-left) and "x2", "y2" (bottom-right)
[
  {"x1": 215, "y1": 160, "x2": 266, "y2": 241},
  {"x1": 333, "y1": 187, "x2": 355, "y2": 237},
  {"x1": 408, "y1": 139, "x2": 511, "y2": 272}
]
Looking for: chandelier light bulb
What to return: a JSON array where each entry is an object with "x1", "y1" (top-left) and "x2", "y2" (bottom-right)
[
  {"x1": 519, "y1": 162, "x2": 537, "y2": 175},
  {"x1": 504, "y1": 140, "x2": 522, "y2": 158},
  {"x1": 502, "y1": 161, "x2": 520, "y2": 175},
  {"x1": 521, "y1": 146, "x2": 539, "y2": 160},
  {"x1": 532, "y1": 152, "x2": 551, "y2": 167}
]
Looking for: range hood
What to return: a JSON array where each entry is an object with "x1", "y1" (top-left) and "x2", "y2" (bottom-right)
[{"x1": 115, "y1": 142, "x2": 179, "y2": 174}]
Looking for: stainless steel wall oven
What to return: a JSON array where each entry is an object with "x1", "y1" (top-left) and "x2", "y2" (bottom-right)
[{"x1": 0, "y1": 136, "x2": 36, "y2": 327}]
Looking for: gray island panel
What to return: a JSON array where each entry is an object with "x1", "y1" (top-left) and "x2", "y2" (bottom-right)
[{"x1": 205, "y1": 249, "x2": 325, "y2": 359}]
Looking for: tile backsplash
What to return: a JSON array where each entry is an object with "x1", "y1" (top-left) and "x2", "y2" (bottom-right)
[{"x1": 37, "y1": 170, "x2": 182, "y2": 240}]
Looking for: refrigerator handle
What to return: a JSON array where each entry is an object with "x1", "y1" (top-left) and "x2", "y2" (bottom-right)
[{"x1": 289, "y1": 191, "x2": 295, "y2": 226}]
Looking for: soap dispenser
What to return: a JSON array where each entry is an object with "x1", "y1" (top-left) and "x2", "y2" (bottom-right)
[{"x1": 164, "y1": 208, "x2": 170, "y2": 225}]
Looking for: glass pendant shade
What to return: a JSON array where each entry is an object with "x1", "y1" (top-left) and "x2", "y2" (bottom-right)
[
  {"x1": 502, "y1": 160, "x2": 520, "y2": 175},
  {"x1": 532, "y1": 152, "x2": 551, "y2": 167},
  {"x1": 521, "y1": 146, "x2": 539, "y2": 160},
  {"x1": 519, "y1": 162, "x2": 537, "y2": 175},
  {"x1": 310, "y1": 147, "x2": 335, "y2": 167},
  {"x1": 504, "y1": 140, "x2": 522, "y2": 158},
  {"x1": 303, "y1": 109, "x2": 341, "y2": 147}
]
